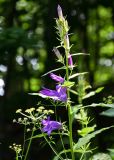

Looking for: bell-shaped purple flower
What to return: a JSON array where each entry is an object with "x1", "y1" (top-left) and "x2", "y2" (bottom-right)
[
  {"x1": 50, "y1": 73, "x2": 64, "y2": 83},
  {"x1": 39, "y1": 84, "x2": 67, "y2": 102},
  {"x1": 42, "y1": 117, "x2": 62, "y2": 136}
]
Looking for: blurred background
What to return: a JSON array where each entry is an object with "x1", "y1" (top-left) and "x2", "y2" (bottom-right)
[{"x1": 0, "y1": 0, "x2": 114, "y2": 159}]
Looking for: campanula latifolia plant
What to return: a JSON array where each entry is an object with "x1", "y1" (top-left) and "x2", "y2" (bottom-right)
[{"x1": 11, "y1": 5, "x2": 114, "y2": 160}]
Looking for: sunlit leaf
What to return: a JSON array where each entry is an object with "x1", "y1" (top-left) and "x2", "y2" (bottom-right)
[
  {"x1": 89, "y1": 152, "x2": 112, "y2": 160},
  {"x1": 71, "y1": 53, "x2": 90, "y2": 57},
  {"x1": 69, "y1": 72, "x2": 88, "y2": 80},
  {"x1": 78, "y1": 125, "x2": 96, "y2": 137},
  {"x1": 95, "y1": 87, "x2": 104, "y2": 93},
  {"x1": 74, "y1": 126, "x2": 114, "y2": 150},
  {"x1": 83, "y1": 91, "x2": 95, "y2": 99},
  {"x1": 62, "y1": 81, "x2": 75, "y2": 88}
]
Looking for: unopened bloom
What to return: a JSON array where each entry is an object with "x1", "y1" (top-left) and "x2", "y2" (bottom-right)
[
  {"x1": 39, "y1": 85, "x2": 67, "y2": 102},
  {"x1": 68, "y1": 54, "x2": 73, "y2": 69},
  {"x1": 42, "y1": 117, "x2": 62, "y2": 136},
  {"x1": 53, "y1": 47, "x2": 63, "y2": 62},
  {"x1": 57, "y1": 5, "x2": 64, "y2": 20},
  {"x1": 64, "y1": 34, "x2": 70, "y2": 50},
  {"x1": 50, "y1": 73, "x2": 64, "y2": 83}
]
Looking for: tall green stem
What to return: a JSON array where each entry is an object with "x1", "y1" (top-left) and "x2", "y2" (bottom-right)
[
  {"x1": 16, "y1": 153, "x2": 18, "y2": 160},
  {"x1": 24, "y1": 124, "x2": 35, "y2": 160},
  {"x1": 65, "y1": 48, "x2": 75, "y2": 160}
]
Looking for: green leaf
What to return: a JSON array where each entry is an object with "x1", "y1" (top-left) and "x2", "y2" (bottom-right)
[
  {"x1": 41, "y1": 66, "x2": 66, "y2": 77},
  {"x1": 84, "y1": 103, "x2": 114, "y2": 108},
  {"x1": 71, "y1": 105, "x2": 82, "y2": 122},
  {"x1": 107, "y1": 148, "x2": 114, "y2": 153},
  {"x1": 83, "y1": 91, "x2": 95, "y2": 99},
  {"x1": 74, "y1": 126, "x2": 114, "y2": 150},
  {"x1": 78, "y1": 125, "x2": 96, "y2": 137},
  {"x1": 89, "y1": 153, "x2": 112, "y2": 160},
  {"x1": 69, "y1": 72, "x2": 88, "y2": 80},
  {"x1": 100, "y1": 108, "x2": 114, "y2": 117},
  {"x1": 100, "y1": 103, "x2": 114, "y2": 108},
  {"x1": 69, "y1": 89, "x2": 78, "y2": 95},
  {"x1": 95, "y1": 87, "x2": 104, "y2": 93},
  {"x1": 62, "y1": 81, "x2": 75, "y2": 88},
  {"x1": 71, "y1": 53, "x2": 90, "y2": 57},
  {"x1": 82, "y1": 87, "x2": 104, "y2": 99}
]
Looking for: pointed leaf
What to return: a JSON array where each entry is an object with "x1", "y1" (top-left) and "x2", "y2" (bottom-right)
[
  {"x1": 100, "y1": 108, "x2": 114, "y2": 117},
  {"x1": 95, "y1": 87, "x2": 104, "y2": 93},
  {"x1": 69, "y1": 72, "x2": 88, "y2": 80},
  {"x1": 84, "y1": 103, "x2": 114, "y2": 108},
  {"x1": 71, "y1": 53, "x2": 90, "y2": 57},
  {"x1": 83, "y1": 91, "x2": 95, "y2": 99},
  {"x1": 42, "y1": 66, "x2": 66, "y2": 77},
  {"x1": 74, "y1": 126, "x2": 114, "y2": 150},
  {"x1": 78, "y1": 125, "x2": 96, "y2": 137}
]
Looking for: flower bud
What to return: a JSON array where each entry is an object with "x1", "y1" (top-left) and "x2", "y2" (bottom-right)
[
  {"x1": 68, "y1": 54, "x2": 73, "y2": 69},
  {"x1": 53, "y1": 47, "x2": 63, "y2": 62},
  {"x1": 64, "y1": 34, "x2": 70, "y2": 50},
  {"x1": 57, "y1": 5, "x2": 64, "y2": 20}
]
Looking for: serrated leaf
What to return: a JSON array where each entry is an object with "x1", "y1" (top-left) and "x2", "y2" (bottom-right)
[
  {"x1": 74, "y1": 126, "x2": 114, "y2": 150},
  {"x1": 100, "y1": 108, "x2": 114, "y2": 117},
  {"x1": 69, "y1": 72, "x2": 88, "y2": 80}
]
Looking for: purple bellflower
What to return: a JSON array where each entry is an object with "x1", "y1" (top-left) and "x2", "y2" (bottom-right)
[
  {"x1": 68, "y1": 54, "x2": 73, "y2": 69},
  {"x1": 42, "y1": 117, "x2": 62, "y2": 136},
  {"x1": 50, "y1": 73, "x2": 64, "y2": 83},
  {"x1": 39, "y1": 84, "x2": 67, "y2": 102},
  {"x1": 39, "y1": 73, "x2": 67, "y2": 102}
]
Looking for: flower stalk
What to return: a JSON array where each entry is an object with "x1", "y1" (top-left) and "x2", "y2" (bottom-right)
[{"x1": 65, "y1": 38, "x2": 75, "y2": 160}]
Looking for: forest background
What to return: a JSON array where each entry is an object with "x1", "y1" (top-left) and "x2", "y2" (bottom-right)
[{"x1": 0, "y1": 0, "x2": 114, "y2": 159}]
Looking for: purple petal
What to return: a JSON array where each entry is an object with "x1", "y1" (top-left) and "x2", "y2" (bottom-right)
[
  {"x1": 56, "y1": 85, "x2": 67, "y2": 102},
  {"x1": 42, "y1": 117, "x2": 62, "y2": 136},
  {"x1": 40, "y1": 88, "x2": 57, "y2": 96},
  {"x1": 50, "y1": 73, "x2": 64, "y2": 83},
  {"x1": 68, "y1": 54, "x2": 73, "y2": 69},
  {"x1": 50, "y1": 121, "x2": 62, "y2": 130},
  {"x1": 39, "y1": 85, "x2": 67, "y2": 102}
]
